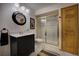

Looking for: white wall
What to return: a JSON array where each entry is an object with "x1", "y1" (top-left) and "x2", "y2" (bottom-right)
[
  {"x1": 0, "y1": 3, "x2": 35, "y2": 56},
  {"x1": 1, "y1": 3, "x2": 30, "y2": 34},
  {"x1": 35, "y1": 3, "x2": 75, "y2": 15}
]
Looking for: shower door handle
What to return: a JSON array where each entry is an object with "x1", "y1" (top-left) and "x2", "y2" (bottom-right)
[{"x1": 45, "y1": 32, "x2": 47, "y2": 36}]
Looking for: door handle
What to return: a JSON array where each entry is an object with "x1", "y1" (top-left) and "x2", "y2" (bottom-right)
[{"x1": 45, "y1": 32, "x2": 47, "y2": 36}]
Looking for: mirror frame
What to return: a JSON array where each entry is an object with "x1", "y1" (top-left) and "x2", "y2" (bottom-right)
[{"x1": 12, "y1": 11, "x2": 26, "y2": 25}]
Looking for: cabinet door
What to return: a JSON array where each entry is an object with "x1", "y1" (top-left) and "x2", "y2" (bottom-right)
[
  {"x1": 61, "y1": 5, "x2": 78, "y2": 54},
  {"x1": 17, "y1": 34, "x2": 35, "y2": 56},
  {"x1": 10, "y1": 36, "x2": 17, "y2": 56}
]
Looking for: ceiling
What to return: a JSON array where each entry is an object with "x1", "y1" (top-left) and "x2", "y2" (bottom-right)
[{"x1": 20, "y1": 3, "x2": 56, "y2": 11}]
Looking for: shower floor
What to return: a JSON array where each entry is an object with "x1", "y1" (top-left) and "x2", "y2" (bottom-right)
[{"x1": 30, "y1": 42, "x2": 75, "y2": 56}]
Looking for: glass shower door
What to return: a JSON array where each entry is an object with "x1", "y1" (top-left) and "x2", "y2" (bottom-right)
[{"x1": 46, "y1": 15, "x2": 58, "y2": 46}]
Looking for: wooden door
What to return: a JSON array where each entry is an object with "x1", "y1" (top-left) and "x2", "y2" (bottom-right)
[{"x1": 61, "y1": 5, "x2": 78, "y2": 55}]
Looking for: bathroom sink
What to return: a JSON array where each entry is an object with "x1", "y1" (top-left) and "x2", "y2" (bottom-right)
[
  {"x1": 10, "y1": 30, "x2": 35, "y2": 38},
  {"x1": 10, "y1": 33, "x2": 33, "y2": 38}
]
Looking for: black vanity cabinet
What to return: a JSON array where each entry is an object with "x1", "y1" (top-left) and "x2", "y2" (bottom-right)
[{"x1": 10, "y1": 34, "x2": 35, "y2": 56}]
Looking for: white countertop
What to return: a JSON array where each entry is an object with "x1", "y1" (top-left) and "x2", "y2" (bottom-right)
[{"x1": 10, "y1": 30, "x2": 35, "y2": 38}]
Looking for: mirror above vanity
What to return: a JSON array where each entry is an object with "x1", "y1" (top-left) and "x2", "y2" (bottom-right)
[{"x1": 12, "y1": 11, "x2": 26, "y2": 26}]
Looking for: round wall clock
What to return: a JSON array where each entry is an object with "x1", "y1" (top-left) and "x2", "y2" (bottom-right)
[{"x1": 12, "y1": 11, "x2": 26, "y2": 25}]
